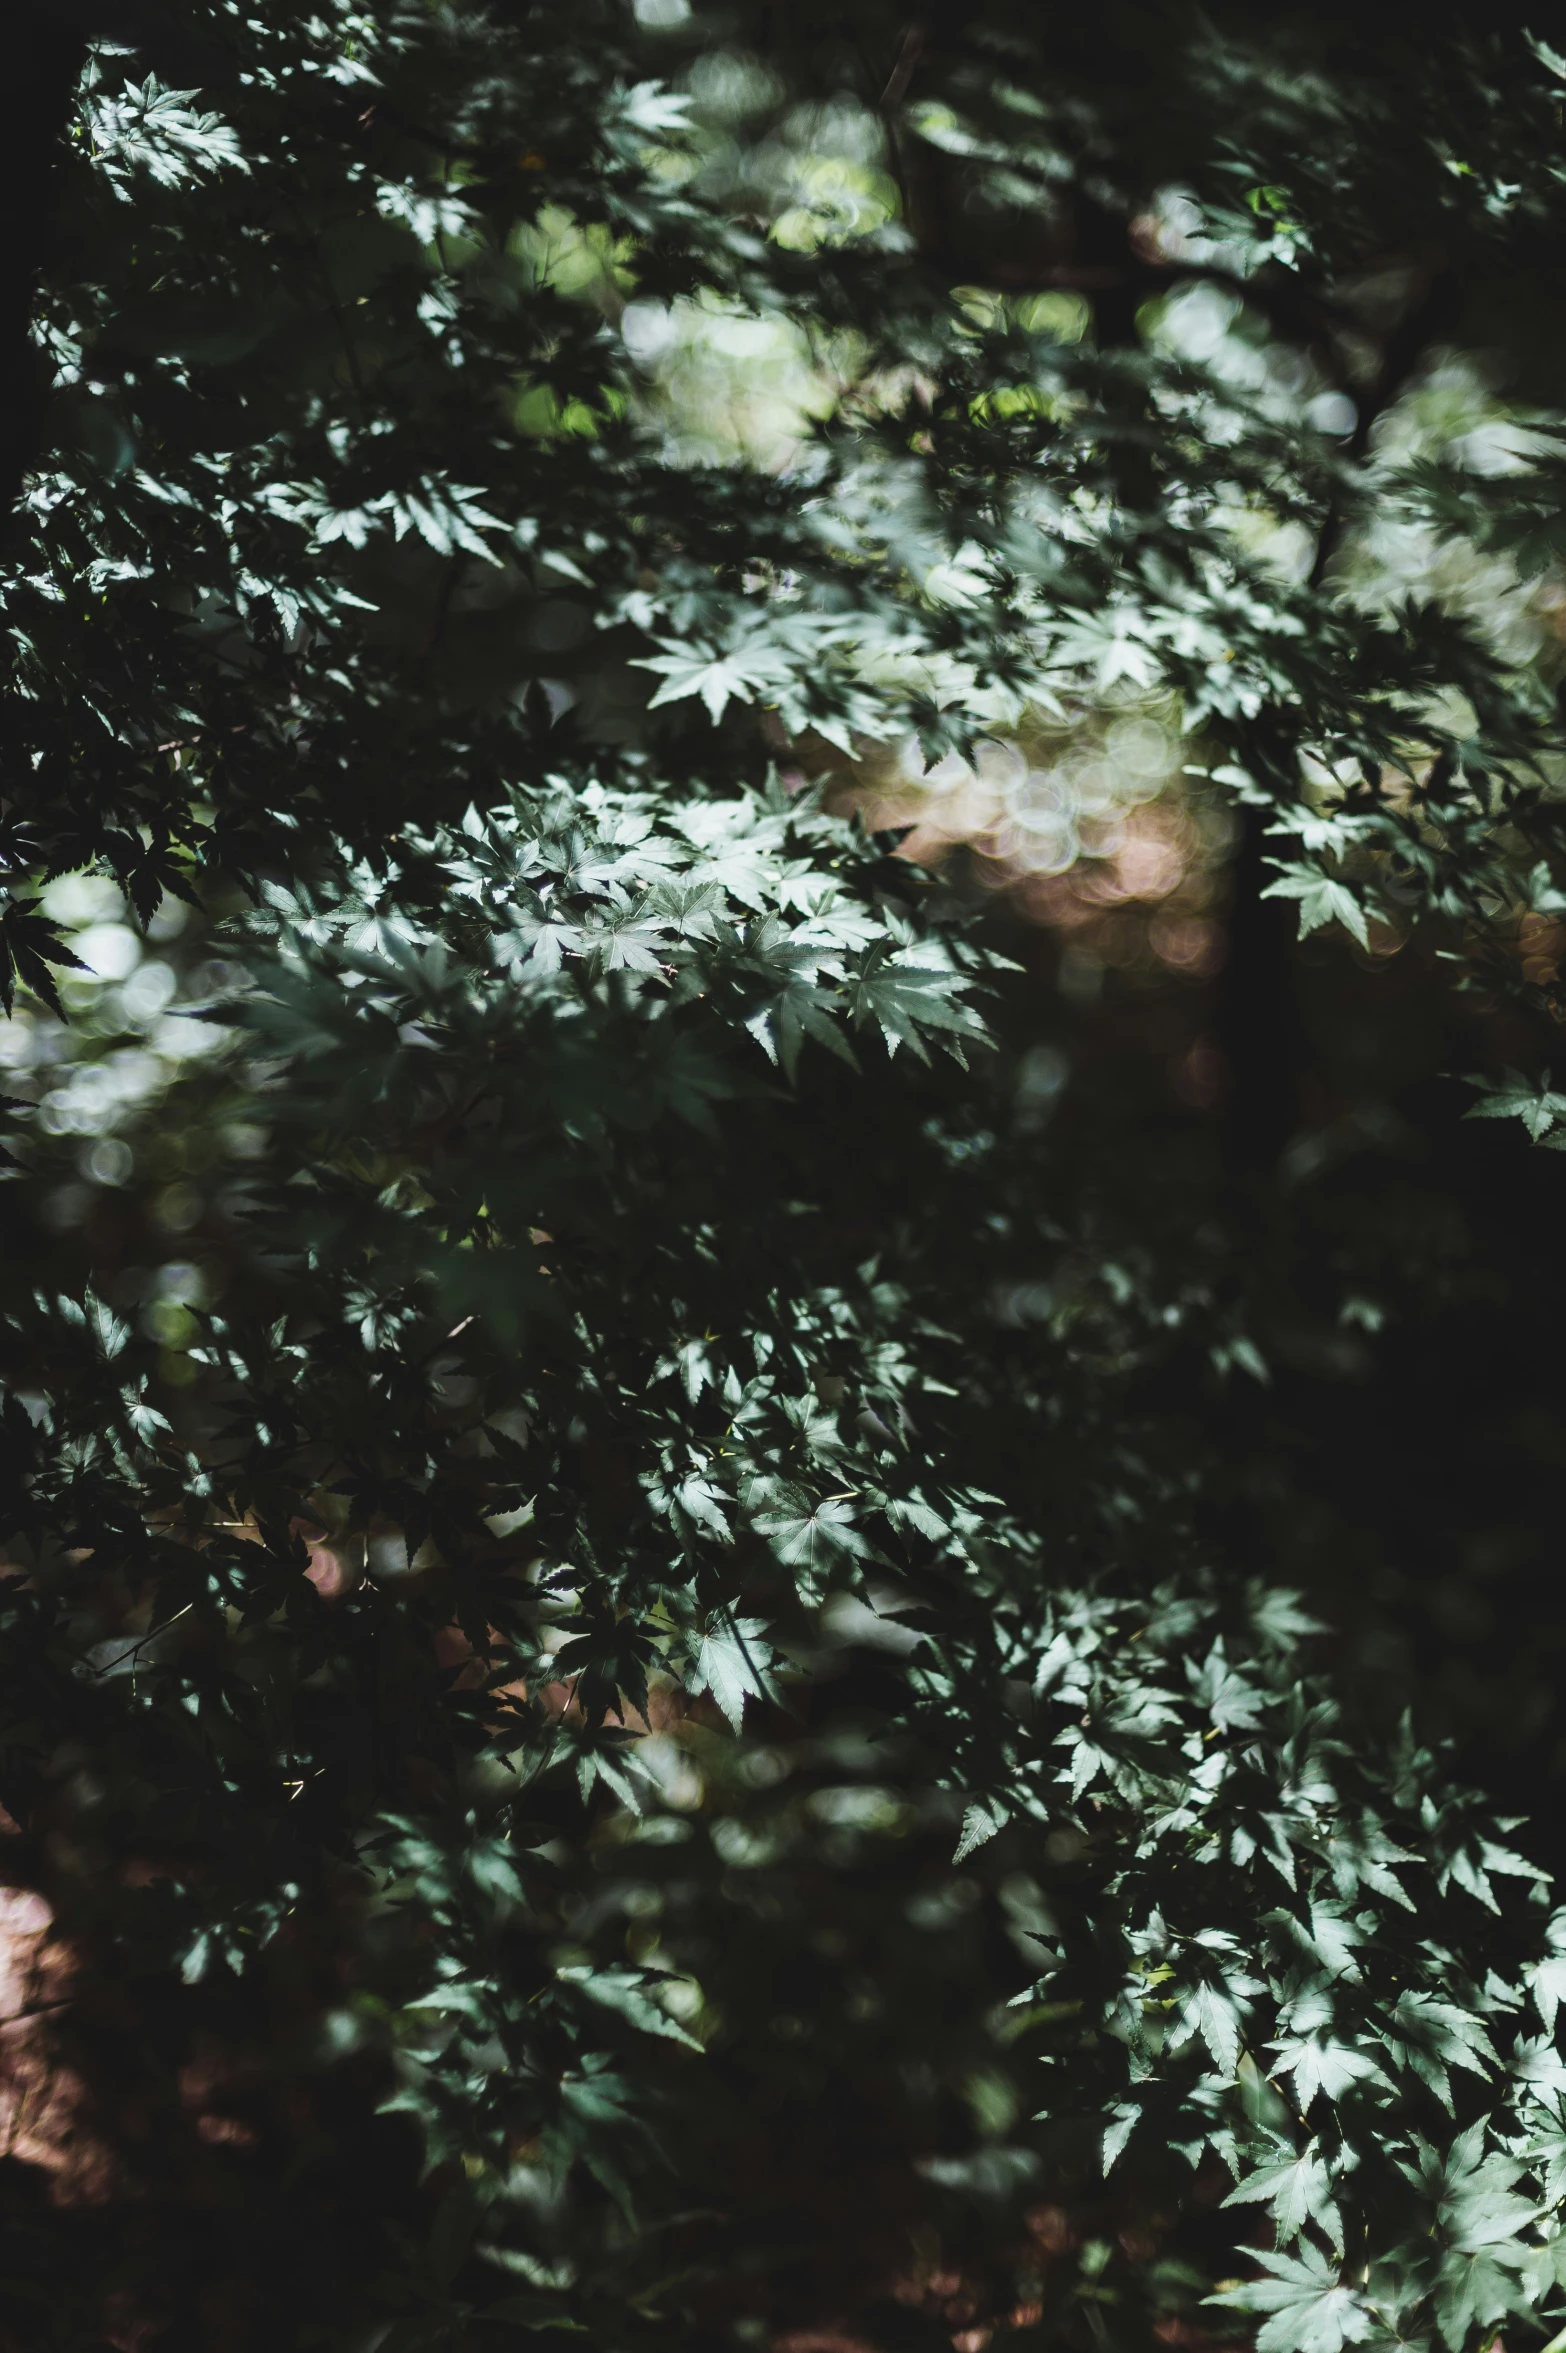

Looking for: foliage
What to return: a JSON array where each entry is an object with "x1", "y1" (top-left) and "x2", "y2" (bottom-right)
[{"x1": 9, "y1": 5, "x2": 1566, "y2": 2351}]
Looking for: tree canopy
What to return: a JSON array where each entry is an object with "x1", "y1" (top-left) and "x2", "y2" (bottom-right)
[{"x1": 7, "y1": 7, "x2": 1566, "y2": 2351}]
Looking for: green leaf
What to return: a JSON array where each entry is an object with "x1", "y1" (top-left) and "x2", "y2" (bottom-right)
[
  {"x1": 1211, "y1": 2246, "x2": 1374, "y2": 2353},
  {"x1": 1261, "y1": 866, "x2": 1371, "y2": 946},
  {"x1": 752, "y1": 1494, "x2": 868, "y2": 1570},
  {"x1": 1464, "y1": 1070, "x2": 1566, "y2": 1143},
  {"x1": 1225, "y1": 2142, "x2": 1343, "y2": 2250},
  {"x1": 954, "y1": 1797, "x2": 1008, "y2": 1863},
  {"x1": 687, "y1": 1614, "x2": 779, "y2": 1732},
  {"x1": 557, "y1": 1965, "x2": 704, "y2": 2052},
  {"x1": 1268, "y1": 2036, "x2": 1383, "y2": 2110},
  {"x1": 635, "y1": 640, "x2": 794, "y2": 724}
]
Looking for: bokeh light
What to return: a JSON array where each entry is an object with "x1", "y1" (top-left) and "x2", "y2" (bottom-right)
[{"x1": 848, "y1": 696, "x2": 1232, "y2": 985}]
